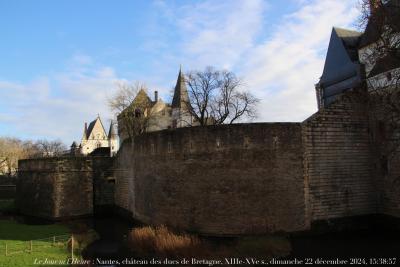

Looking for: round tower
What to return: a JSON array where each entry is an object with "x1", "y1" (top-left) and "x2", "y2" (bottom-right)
[{"x1": 108, "y1": 121, "x2": 119, "y2": 156}]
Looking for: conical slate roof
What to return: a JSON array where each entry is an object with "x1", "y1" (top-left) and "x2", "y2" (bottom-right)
[
  {"x1": 108, "y1": 121, "x2": 117, "y2": 138},
  {"x1": 82, "y1": 122, "x2": 88, "y2": 140},
  {"x1": 171, "y1": 68, "x2": 190, "y2": 108}
]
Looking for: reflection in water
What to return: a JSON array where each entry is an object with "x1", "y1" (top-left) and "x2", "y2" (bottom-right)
[
  {"x1": 82, "y1": 215, "x2": 400, "y2": 266},
  {"x1": 16, "y1": 213, "x2": 400, "y2": 265},
  {"x1": 82, "y1": 215, "x2": 139, "y2": 266}
]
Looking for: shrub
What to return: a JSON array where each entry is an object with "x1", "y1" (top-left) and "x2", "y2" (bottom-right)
[
  {"x1": 128, "y1": 225, "x2": 291, "y2": 260},
  {"x1": 129, "y1": 225, "x2": 203, "y2": 258}
]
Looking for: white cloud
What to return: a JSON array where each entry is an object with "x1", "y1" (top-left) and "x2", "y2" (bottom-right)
[
  {"x1": 0, "y1": 56, "x2": 123, "y2": 143},
  {"x1": 153, "y1": 0, "x2": 359, "y2": 122},
  {"x1": 0, "y1": 0, "x2": 361, "y2": 143},
  {"x1": 241, "y1": 0, "x2": 360, "y2": 121},
  {"x1": 176, "y1": 0, "x2": 266, "y2": 70}
]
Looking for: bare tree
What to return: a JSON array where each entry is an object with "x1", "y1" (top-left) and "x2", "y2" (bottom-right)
[
  {"x1": 358, "y1": 0, "x2": 400, "y2": 159},
  {"x1": 0, "y1": 138, "x2": 23, "y2": 175},
  {"x1": 108, "y1": 82, "x2": 156, "y2": 140},
  {"x1": 184, "y1": 67, "x2": 259, "y2": 126},
  {"x1": 358, "y1": 0, "x2": 400, "y2": 82},
  {"x1": 34, "y1": 139, "x2": 67, "y2": 157},
  {"x1": 0, "y1": 137, "x2": 47, "y2": 175}
]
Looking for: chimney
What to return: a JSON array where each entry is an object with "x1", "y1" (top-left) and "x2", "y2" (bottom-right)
[{"x1": 154, "y1": 91, "x2": 158, "y2": 102}]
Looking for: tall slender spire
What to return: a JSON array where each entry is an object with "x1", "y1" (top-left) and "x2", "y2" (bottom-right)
[
  {"x1": 171, "y1": 67, "x2": 189, "y2": 108},
  {"x1": 108, "y1": 121, "x2": 117, "y2": 139},
  {"x1": 82, "y1": 122, "x2": 88, "y2": 140}
]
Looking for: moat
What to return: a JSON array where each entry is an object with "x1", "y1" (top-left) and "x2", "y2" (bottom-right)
[
  {"x1": 82, "y1": 215, "x2": 400, "y2": 266},
  {"x1": 2, "y1": 209, "x2": 400, "y2": 266}
]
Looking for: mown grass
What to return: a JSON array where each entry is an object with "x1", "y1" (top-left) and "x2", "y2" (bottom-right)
[
  {"x1": 0, "y1": 220, "x2": 71, "y2": 267},
  {"x1": 128, "y1": 225, "x2": 291, "y2": 261}
]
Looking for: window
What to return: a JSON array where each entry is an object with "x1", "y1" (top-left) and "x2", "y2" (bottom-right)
[{"x1": 135, "y1": 108, "x2": 142, "y2": 118}]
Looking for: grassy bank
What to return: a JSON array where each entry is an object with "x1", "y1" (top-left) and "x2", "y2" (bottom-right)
[{"x1": 0, "y1": 220, "x2": 70, "y2": 267}]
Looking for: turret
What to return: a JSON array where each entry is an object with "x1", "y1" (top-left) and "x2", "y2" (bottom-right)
[
  {"x1": 70, "y1": 141, "x2": 79, "y2": 156},
  {"x1": 171, "y1": 66, "x2": 190, "y2": 109},
  {"x1": 154, "y1": 90, "x2": 158, "y2": 102},
  {"x1": 108, "y1": 121, "x2": 119, "y2": 156},
  {"x1": 81, "y1": 122, "x2": 88, "y2": 142},
  {"x1": 171, "y1": 66, "x2": 192, "y2": 128}
]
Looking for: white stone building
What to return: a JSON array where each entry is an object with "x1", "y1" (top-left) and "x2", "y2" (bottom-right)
[
  {"x1": 75, "y1": 115, "x2": 119, "y2": 156},
  {"x1": 118, "y1": 68, "x2": 195, "y2": 143}
]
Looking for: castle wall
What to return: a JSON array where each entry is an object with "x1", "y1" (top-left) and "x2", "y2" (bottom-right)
[
  {"x1": 17, "y1": 90, "x2": 399, "y2": 233},
  {"x1": 368, "y1": 87, "x2": 400, "y2": 218},
  {"x1": 17, "y1": 157, "x2": 113, "y2": 219},
  {"x1": 114, "y1": 141, "x2": 134, "y2": 213},
  {"x1": 114, "y1": 123, "x2": 307, "y2": 235},
  {"x1": 303, "y1": 93, "x2": 378, "y2": 222},
  {"x1": 92, "y1": 157, "x2": 115, "y2": 209},
  {"x1": 382, "y1": 149, "x2": 400, "y2": 218}
]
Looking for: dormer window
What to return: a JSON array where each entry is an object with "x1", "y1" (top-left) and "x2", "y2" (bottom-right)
[{"x1": 135, "y1": 108, "x2": 142, "y2": 118}]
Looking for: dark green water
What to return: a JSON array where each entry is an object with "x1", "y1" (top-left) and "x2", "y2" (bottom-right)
[{"x1": 82, "y1": 215, "x2": 400, "y2": 266}]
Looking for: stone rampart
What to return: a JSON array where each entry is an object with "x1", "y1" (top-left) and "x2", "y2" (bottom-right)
[
  {"x1": 17, "y1": 156, "x2": 113, "y2": 219},
  {"x1": 303, "y1": 93, "x2": 377, "y2": 222},
  {"x1": 115, "y1": 123, "x2": 307, "y2": 235},
  {"x1": 16, "y1": 91, "x2": 400, "y2": 235}
]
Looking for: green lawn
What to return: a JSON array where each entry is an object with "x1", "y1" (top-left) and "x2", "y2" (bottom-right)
[{"x1": 0, "y1": 220, "x2": 71, "y2": 267}]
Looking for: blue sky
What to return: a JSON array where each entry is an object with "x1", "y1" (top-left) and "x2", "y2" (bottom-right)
[{"x1": 0, "y1": 0, "x2": 360, "y2": 144}]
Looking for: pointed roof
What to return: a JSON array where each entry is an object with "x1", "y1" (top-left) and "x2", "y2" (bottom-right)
[
  {"x1": 82, "y1": 122, "x2": 88, "y2": 140},
  {"x1": 319, "y1": 27, "x2": 362, "y2": 86},
  {"x1": 171, "y1": 67, "x2": 190, "y2": 108},
  {"x1": 86, "y1": 115, "x2": 107, "y2": 139},
  {"x1": 132, "y1": 88, "x2": 152, "y2": 106},
  {"x1": 333, "y1": 27, "x2": 362, "y2": 61},
  {"x1": 108, "y1": 121, "x2": 117, "y2": 138}
]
